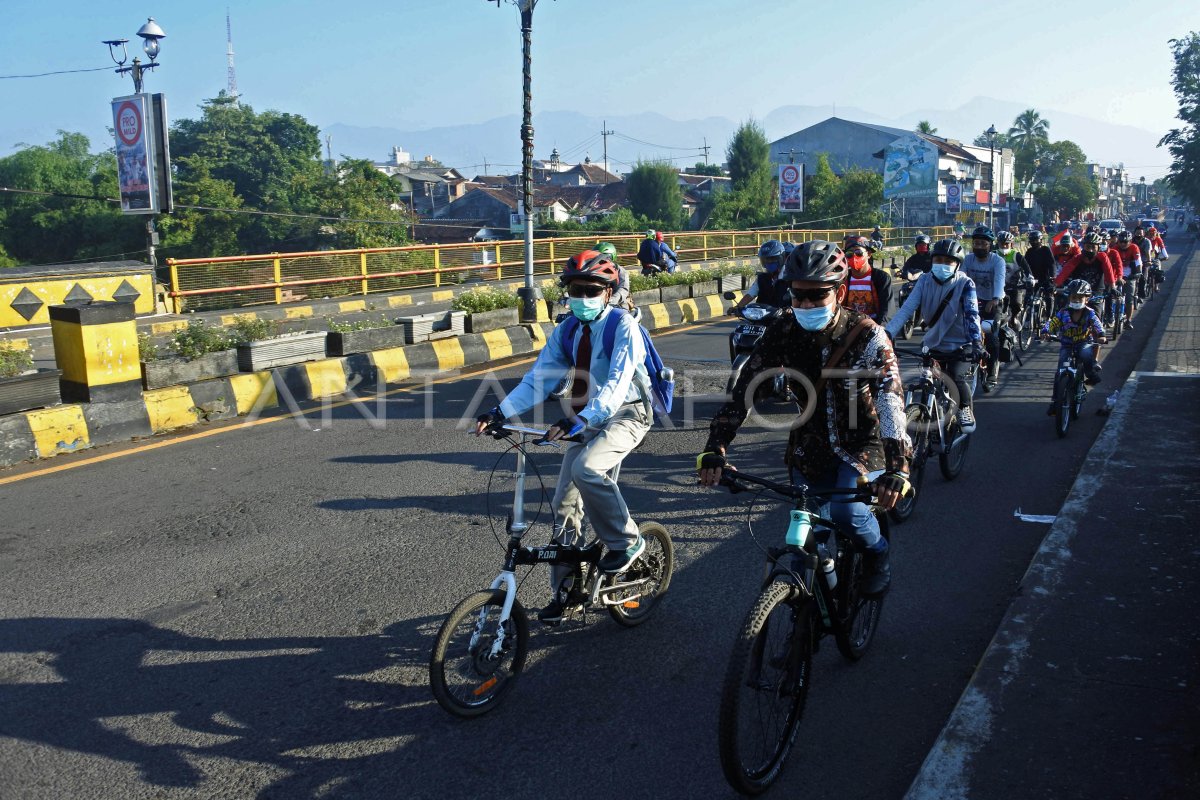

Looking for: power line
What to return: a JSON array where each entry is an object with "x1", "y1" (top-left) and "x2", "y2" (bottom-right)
[
  {"x1": 0, "y1": 66, "x2": 113, "y2": 79},
  {"x1": 611, "y1": 131, "x2": 705, "y2": 151}
]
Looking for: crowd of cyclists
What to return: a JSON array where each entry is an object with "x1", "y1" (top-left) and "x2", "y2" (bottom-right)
[{"x1": 475, "y1": 219, "x2": 1173, "y2": 620}]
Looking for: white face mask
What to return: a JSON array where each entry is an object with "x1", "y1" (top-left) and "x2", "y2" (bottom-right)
[
  {"x1": 999, "y1": 247, "x2": 1013, "y2": 256},
  {"x1": 1068, "y1": 301, "x2": 1085, "y2": 310}
]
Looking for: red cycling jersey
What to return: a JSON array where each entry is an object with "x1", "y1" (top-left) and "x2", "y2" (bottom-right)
[
  {"x1": 1055, "y1": 252, "x2": 1116, "y2": 289},
  {"x1": 1112, "y1": 243, "x2": 1143, "y2": 276}
]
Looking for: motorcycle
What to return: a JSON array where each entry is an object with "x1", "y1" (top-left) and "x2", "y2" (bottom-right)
[
  {"x1": 896, "y1": 279, "x2": 922, "y2": 340},
  {"x1": 722, "y1": 291, "x2": 791, "y2": 404}
]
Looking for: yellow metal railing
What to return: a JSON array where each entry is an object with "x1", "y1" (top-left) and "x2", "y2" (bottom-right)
[{"x1": 165, "y1": 227, "x2": 953, "y2": 313}]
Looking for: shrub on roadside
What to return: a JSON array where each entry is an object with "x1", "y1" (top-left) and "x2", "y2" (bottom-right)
[
  {"x1": 227, "y1": 317, "x2": 273, "y2": 345},
  {"x1": 328, "y1": 315, "x2": 393, "y2": 333},
  {"x1": 170, "y1": 321, "x2": 234, "y2": 360},
  {"x1": 137, "y1": 332, "x2": 161, "y2": 362},
  {"x1": 0, "y1": 340, "x2": 35, "y2": 378},
  {"x1": 451, "y1": 286, "x2": 521, "y2": 314}
]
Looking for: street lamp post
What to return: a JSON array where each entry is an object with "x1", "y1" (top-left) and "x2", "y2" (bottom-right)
[
  {"x1": 104, "y1": 18, "x2": 167, "y2": 268},
  {"x1": 986, "y1": 124, "x2": 997, "y2": 232},
  {"x1": 488, "y1": 0, "x2": 542, "y2": 321}
]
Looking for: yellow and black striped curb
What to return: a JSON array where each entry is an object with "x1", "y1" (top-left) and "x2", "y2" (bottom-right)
[{"x1": 0, "y1": 291, "x2": 740, "y2": 468}]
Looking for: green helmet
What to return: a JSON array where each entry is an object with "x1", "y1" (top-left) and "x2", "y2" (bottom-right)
[
  {"x1": 645, "y1": 229, "x2": 656, "y2": 239},
  {"x1": 595, "y1": 241, "x2": 618, "y2": 260}
]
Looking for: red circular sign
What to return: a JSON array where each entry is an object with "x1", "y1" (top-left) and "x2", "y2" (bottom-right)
[
  {"x1": 115, "y1": 101, "x2": 142, "y2": 147},
  {"x1": 781, "y1": 165, "x2": 800, "y2": 184}
]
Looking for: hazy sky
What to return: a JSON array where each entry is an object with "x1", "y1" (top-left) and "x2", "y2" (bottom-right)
[{"x1": 1, "y1": 0, "x2": 1195, "y2": 177}]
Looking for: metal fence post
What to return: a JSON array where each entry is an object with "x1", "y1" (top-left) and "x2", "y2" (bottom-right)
[
  {"x1": 169, "y1": 259, "x2": 182, "y2": 313},
  {"x1": 273, "y1": 257, "x2": 283, "y2": 305},
  {"x1": 360, "y1": 251, "x2": 369, "y2": 295},
  {"x1": 434, "y1": 248, "x2": 441, "y2": 287},
  {"x1": 703, "y1": 233, "x2": 709, "y2": 261}
]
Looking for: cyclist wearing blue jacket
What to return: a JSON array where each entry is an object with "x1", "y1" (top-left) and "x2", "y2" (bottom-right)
[
  {"x1": 960, "y1": 226, "x2": 1007, "y2": 384},
  {"x1": 476, "y1": 251, "x2": 652, "y2": 623},
  {"x1": 886, "y1": 238, "x2": 983, "y2": 433}
]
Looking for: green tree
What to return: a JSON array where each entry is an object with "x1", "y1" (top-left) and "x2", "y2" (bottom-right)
[
  {"x1": 1161, "y1": 32, "x2": 1200, "y2": 210},
  {"x1": 1007, "y1": 109, "x2": 1050, "y2": 150},
  {"x1": 626, "y1": 161, "x2": 683, "y2": 230},
  {"x1": 973, "y1": 128, "x2": 1013, "y2": 149},
  {"x1": 0, "y1": 131, "x2": 142, "y2": 266},
  {"x1": 915, "y1": 120, "x2": 938, "y2": 135},
  {"x1": 1037, "y1": 173, "x2": 1097, "y2": 219},
  {"x1": 690, "y1": 162, "x2": 723, "y2": 176},
  {"x1": 705, "y1": 121, "x2": 777, "y2": 228},
  {"x1": 785, "y1": 154, "x2": 882, "y2": 229},
  {"x1": 1006, "y1": 109, "x2": 1051, "y2": 183}
]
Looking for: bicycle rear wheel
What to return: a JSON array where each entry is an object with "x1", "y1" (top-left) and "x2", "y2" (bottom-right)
[
  {"x1": 607, "y1": 521, "x2": 675, "y2": 627},
  {"x1": 1054, "y1": 372, "x2": 1073, "y2": 438},
  {"x1": 889, "y1": 405, "x2": 927, "y2": 523},
  {"x1": 834, "y1": 515, "x2": 889, "y2": 662},
  {"x1": 430, "y1": 589, "x2": 529, "y2": 718},
  {"x1": 718, "y1": 581, "x2": 813, "y2": 796}
]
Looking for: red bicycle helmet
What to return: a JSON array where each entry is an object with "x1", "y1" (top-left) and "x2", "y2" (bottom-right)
[{"x1": 560, "y1": 250, "x2": 620, "y2": 288}]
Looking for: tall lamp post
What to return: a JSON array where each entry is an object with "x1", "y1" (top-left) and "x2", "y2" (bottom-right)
[
  {"x1": 1139, "y1": 175, "x2": 1146, "y2": 210},
  {"x1": 986, "y1": 124, "x2": 997, "y2": 231},
  {"x1": 487, "y1": 0, "x2": 542, "y2": 321},
  {"x1": 104, "y1": 18, "x2": 167, "y2": 267}
]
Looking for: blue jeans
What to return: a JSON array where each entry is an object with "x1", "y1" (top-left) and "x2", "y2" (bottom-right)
[
  {"x1": 804, "y1": 462, "x2": 884, "y2": 553},
  {"x1": 1058, "y1": 342, "x2": 1099, "y2": 378}
]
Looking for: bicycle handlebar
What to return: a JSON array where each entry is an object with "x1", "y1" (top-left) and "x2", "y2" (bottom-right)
[
  {"x1": 718, "y1": 467, "x2": 875, "y2": 504},
  {"x1": 488, "y1": 422, "x2": 584, "y2": 445}
]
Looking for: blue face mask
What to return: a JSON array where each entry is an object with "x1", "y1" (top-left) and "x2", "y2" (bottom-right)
[
  {"x1": 793, "y1": 304, "x2": 835, "y2": 332},
  {"x1": 932, "y1": 263, "x2": 957, "y2": 281},
  {"x1": 568, "y1": 296, "x2": 605, "y2": 322}
]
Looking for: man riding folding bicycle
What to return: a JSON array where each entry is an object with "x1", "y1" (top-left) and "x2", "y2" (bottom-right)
[{"x1": 476, "y1": 250, "x2": 654, "y2": 623}]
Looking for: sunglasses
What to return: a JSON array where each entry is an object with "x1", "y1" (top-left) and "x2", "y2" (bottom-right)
[
  {"x1": 846, "y1": 248, "x2": 867, "y2": 257},
  {"x1": 788, "y1": 286, "x2": 834, "y2": 304},
  {"x1": 567, "y1": 283, "x2": 607, "y2": 298}
]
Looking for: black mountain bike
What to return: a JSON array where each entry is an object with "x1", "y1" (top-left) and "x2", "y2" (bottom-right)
[
  {"x1": 1046, "y1": 341, "x2": 1100, "y2": 438},
  {"x1": 889, "y1": 347, "x2": 973, "y2": 522},
  {"x1": 429, "y1": 424, "x2": 674, "y2": 717},
  {"x1": 1016, "y1": 276, "x2": 1045, "y2": 351},
  {"x1": 713, "y1": 467, "x2": 888, "y2": 795}
]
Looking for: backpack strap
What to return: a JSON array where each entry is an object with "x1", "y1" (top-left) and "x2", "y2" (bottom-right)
[
  {"x1": 600, "y1": 307, "x2": 625, "y2": 356},
  {"x1": 558, "y1": 315, "x2": 580, "y2": 364},
  {"x1": 924, "y1": 279, "x2": 963, "y2": 330},
  {"x1": 809, "y1": 316, "x2": 875, "y2": 405}
]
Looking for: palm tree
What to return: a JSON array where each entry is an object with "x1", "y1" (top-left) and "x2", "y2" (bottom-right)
[
  {"x1": 915, "y1": 120, "x2": 938, "y2": 135},
  {"x1": 1007, "y1": 109, "x2": 1050, "y2": 150}
]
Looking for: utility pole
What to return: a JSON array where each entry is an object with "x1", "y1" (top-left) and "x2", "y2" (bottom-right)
[
  {"x1": 702, "y1": 137, "x2": 711, "y2": 166},
  {"x1": 601, "y1": 120, "x2": 614, "y2": 184},
  {"x1": 325, "y1": 135, "x2": 332, "y2": 165},
  {"x1": 483, "y1": 156, "x2": 489, "y2": 176}
]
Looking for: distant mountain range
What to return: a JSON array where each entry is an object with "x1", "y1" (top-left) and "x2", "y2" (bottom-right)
[{"x1": 324, "y1": 96, "x2": 1168, "y2": 179}]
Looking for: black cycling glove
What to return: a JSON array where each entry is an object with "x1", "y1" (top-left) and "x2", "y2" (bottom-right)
[
  {"x1": 875, "y1": 471, "x2": 913, "y2": 497},
  {"x1": 477, "y1": 406, "x2": 506, "y2": 434}
]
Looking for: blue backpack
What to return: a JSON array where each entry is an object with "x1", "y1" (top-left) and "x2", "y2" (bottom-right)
[{"x1": 558, "y1": 308, "x2": 674, "y2": 419}]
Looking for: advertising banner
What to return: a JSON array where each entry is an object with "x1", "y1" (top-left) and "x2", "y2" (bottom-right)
[
  {"x1": 945, "y1": 183, "x2": 962, "y2": 214},
  {"x1": 112, "y1": 94, "x2": 159, "y2": 214},
  {"x1": 883, "y1": 135, "x2": 938, "y2": 199},
  {"x1": 778, "y1": 163, "x2": 804, "y2": 213}
]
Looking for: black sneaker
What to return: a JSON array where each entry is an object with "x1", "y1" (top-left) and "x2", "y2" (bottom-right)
[
  {"x1": 860, "y1": 546, "x2": 891, "y2": 598},
  {"x1": 597, "y1": 535, "x2": 645, "y2": 574},
  {"x1": 536, "y1": 596, "x2": 568, "y2": 624}
]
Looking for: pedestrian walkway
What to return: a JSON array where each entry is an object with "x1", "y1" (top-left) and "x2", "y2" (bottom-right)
[{"x1": 905, "y1": 236, "x2": 1200, "y2": 799}]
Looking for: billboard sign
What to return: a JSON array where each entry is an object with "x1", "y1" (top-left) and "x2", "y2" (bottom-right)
[
  {"x1": 778, "y1": 163, "x2": 804, "y2": 213},
  {"x1": 883, "y1": 135, "x2": 938, "y2": 199},
  {"x1": 945, "y1": 183, "x2": 962, "y2": 214},
  {"x1": 112, "y1": 94, "x2": 164, "y2": 214}
]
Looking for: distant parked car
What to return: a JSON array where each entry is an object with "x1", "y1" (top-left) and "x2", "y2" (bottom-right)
[{"x1": 1098, "y1": 219, "x2": 1123, "y2": 233}]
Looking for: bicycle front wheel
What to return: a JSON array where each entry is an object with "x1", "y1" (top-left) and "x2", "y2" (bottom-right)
[
  {"x1": 938, "y1": 411, "x2": 970, "y2": 480},
  {"x1": 430, "y1": 589, "x2": 529, "y2": 718},
  {"x1": 889, "y1": 405, "x2": 928, "y2": 524},
  {"x1": 718, "y1": 581, "x2": 814, "y2": 796},
  {"x1": 1018, "y1": 306, "x2": 1035, "y2": 351},
  {"x1": 1054, "y1": 372, "x2": 1074, "y2": 438},
  {"x1": 608, "y1": 521, "x2": 675, "y2": 627}
]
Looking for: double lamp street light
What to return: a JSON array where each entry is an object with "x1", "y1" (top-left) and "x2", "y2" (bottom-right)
[{"x1": 103, "y1": 17, "x2": 167, "y2": 268}]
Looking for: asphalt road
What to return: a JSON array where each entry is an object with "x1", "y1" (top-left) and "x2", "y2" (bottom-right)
[{"x1": 0, "y1": 284, "x2": 1173, "y2": 800}]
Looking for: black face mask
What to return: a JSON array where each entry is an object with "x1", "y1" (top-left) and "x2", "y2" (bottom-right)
[{"x1": 972, "y1": 247, "x2": 989, "y2": 257}]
